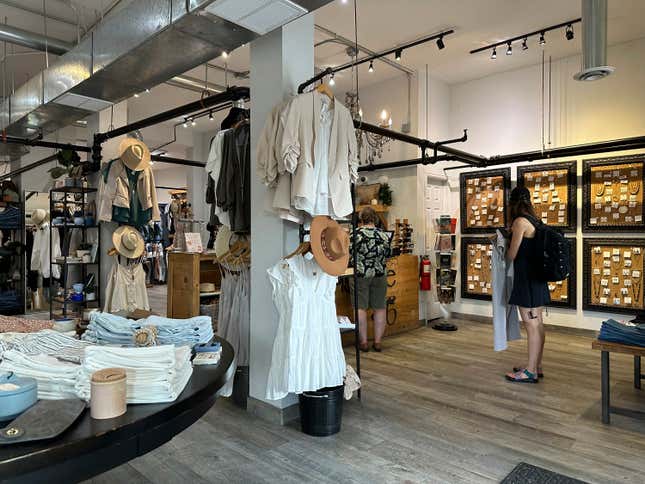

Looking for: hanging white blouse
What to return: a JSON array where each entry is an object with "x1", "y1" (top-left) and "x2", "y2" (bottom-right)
[
  {"x1": 31, "y1": 222, "x2": 60, "y2": 279},
  {"x1": 206, "y1": 129, "x2": 231, "y2": 228},
  {"x1": 103, "y1": 259, "x2": 149, "y2": 313},
  {"x1": 266, "y1": 254, "x2": 346, "y2": 400}
]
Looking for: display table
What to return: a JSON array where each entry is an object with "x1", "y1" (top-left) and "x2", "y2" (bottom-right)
[{"x1": 0, "y1": 337, "x2": 234, "y2": 483}]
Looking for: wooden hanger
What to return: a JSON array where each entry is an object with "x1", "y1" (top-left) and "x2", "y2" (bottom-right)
[
  {"x1": 285, "y1": 241, "x2": 311, "y2": 259},
  {"x1": 316, "y1": 83, "x2": 334, "y2": 101},
  {"x1": 107, "y1": 247, "x2": 118, "y2": 256}
]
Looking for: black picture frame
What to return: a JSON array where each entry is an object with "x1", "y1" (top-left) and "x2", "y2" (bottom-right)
[
  {"x1": 583, "y1": 238, "x2": 645, "y2": 315},
  {"x1": 583, "y1": 155, "x2": 645, "y2": 233},
  {"x1": 460, "y1": 168, "x2": 511, "y2": 234},
  {"x1": 460, "y1": 236, "x2": 493, "y2": 301},
  {"x1": 548, "y1": 237, "x2": 577, "y2": 309},
  {"x1": 517, "y1": 161, "x2": 577, "y2": 233}
]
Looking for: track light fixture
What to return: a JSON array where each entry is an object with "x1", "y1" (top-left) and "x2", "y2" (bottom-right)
[
  {"x1": 222, "y1": 51, "x2": 229, "y2": 59},
  {"x1": 209, "y1": 111, "x2": 214, "y2": 121},
  {"x1": 182, "y1": 118, "x2": 188, "y2": 128},
  {"x1": 506, "y1": 42, "x2": 512, "y2": 56},
  {"x1": 368, "y1": 60, "x2": 374, "y2": 73},
  {"x1": 436, "y1": 35, "x2": 445, "y2": 50},
  {"x1": 133, "y1": 92, "x2": 139, "y2": 98},
  {"x1": 491, "y1": 47, "x2": 497, "y2": 59},
  {"x1": 565, "y1": 24, "x2": 574, "y2": 41},
  {"x1": 329, "y1": 73, "x2": 335, "y2": 86},
  {"x1": 395, "y1": 48, "x2": 402, "y2": 61},
  {"x1": 522, "y1": 37, "x2": 528, "y2": 50},
  {"x1": 539, "y1": 31, "x2": 546, "y2": 46},
  {"x1": 191, "y1": 118, "x2": 196, "y2": 126}
]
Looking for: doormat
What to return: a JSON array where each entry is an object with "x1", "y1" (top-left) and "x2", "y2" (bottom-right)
[{"x1": 501, "y1": 463, "x2": 588, "y2": 484}]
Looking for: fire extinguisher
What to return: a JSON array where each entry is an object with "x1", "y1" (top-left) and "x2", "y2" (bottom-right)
[{"x1": 420, "y1": 256, "x2": 431, "y2": 291}]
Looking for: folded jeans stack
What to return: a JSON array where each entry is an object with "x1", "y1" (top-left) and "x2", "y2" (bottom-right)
[
  {"x1": 76, "y1": 345, "x2": 192, "y2": 403},
  {"x1": 599, "y1": 318, "x2": 645, "y2": 347},
  {"x1": 82, "y1": 312, "x2": 213, "y2": 347}
]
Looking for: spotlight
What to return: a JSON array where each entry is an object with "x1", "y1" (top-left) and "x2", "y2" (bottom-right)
[
  {"x1": 222, "y1": 51, "x2": 228, "y2": 59},
  {"x1": 368, "y1": 60, "x2": 374, "y2": 73},
  {"x1": 145, "y1": 88, "x2": 151, "y2": 93},
  {"x1": 522, "y1": 37, "x2": 528, "y2": 51},
  {"x1": 182, "y1": 118, "x2": 188, "y2": 128},
  {"x1": 436, "y1": 35, "x2": 445, "y2": 50},
  {"x1": 491, "y1": 47, "x2": 497, "y2": 59},
  {"x1": 191, "y1": 118, "x2": 196, "y2": 126},
  {"x1": 539, "y1": 31, "x2": 546, "y2": 46},
  {"x1": 209, "y1": 111, "x2": 214, "y2": 121},
  {"x1": 329, "y1": 73, "x2": 335, "y2": 86},
  {"x1": 395, "y1": 48, "x2": 402, "y2": 61},
  {"x1": 133, "y1": 92, "x2": 139, "y2": 98},
  {"x1": 506, "y1": 42, "x2": 512, "y2": 56},
  {"x1": 566, "y1": 24, "x2": 574, "y2": 41}
]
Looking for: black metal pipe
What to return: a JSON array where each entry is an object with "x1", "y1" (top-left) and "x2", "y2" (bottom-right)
[
  {"x1": 297, "y1": 67, "x2": 333, "y2": 94},
  {"x1": 95, "y1": 86, "x2": 250, "y2": 142},
  {"x1": 434, "y1": 129, "x2": 468, "y2": 162},
  {"x1": 150, "y1": 155, "x2": 205, "y2": 168},
  {"x1": 2, "y1": 135, "x2": 91, "y2": 152},
  {"x1": 358, "y1": 155, "x2": 456, "y2": 172},
  {"x1": 0, "y1": 153, "x2": 58, "y2": 180}
]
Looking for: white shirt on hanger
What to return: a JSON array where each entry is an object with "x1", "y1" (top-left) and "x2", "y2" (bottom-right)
[{"x1": 31, "y1": 222, "x2": 60, "y2": 279}]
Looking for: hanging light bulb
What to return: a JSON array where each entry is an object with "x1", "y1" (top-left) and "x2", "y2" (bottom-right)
[
  {"x1": 209, "y1": 111, "x2": 214, "y2": 121},
  {"x1": 368, "y1": 60, "x2": 374, "y2": 73},
  {"x1": 395, "y1": 48, "x2": 402, "y2": 61},
  {"x1": 491, "y1": 47, "x2": 497, "y2": 60},
  {"x1": 565, "y1": 24, "x2": 574, "y2": 41},
  {"x1": 522, "y1": 37, "x2": 528, "y2": 51},
  {"x1": 539, "y1": 31, "x2": 546, "y2": 46},
  {"x1": 506, "y1": 42, "x2": 512, "y2": 56},
  {"x1": 329, "y1": 73, "x2": 335, "y2": 86}
]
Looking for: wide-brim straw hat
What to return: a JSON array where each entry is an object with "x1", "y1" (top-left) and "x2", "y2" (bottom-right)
[
  {"x1": 214, "y1": 225, "x2": 233, "y2": 259},
  {"x1": 119, "y1": 138, "x2": 151, "y2": 172},
  {"x1": 200, "y1": 283, "x2": 216, "y2": 293},
  {"x1": 112, "y1": 225, "x2": 145, "y2": 259},
  {"x1": 310, "y1": 216, "x2": 350, "y2": 276},
  {"x1": 31, "y1": 209, "x2": 48, "y2": 226}
]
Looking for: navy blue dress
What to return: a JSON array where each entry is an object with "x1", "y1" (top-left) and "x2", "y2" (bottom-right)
[{"x1": 509, "y1": 221, "x2": 551, "y2": 308}]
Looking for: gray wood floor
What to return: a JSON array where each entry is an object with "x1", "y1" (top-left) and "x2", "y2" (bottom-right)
[{"x1": 86, "y1": 301, "x2": 645, "y2": 483}]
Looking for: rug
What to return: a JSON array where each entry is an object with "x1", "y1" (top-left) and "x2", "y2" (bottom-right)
[{"x1": 501, "y1": 463, "x2": 588, "y2": 484}]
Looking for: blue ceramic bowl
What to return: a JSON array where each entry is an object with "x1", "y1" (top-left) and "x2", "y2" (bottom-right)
[{"x1": 0, "y1": 372, "x2": 38, "y2": 421}]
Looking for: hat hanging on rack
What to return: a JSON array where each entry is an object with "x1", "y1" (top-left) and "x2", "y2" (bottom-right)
[
  {"x1": 214, "y1": 225, "x2": 234, "y2": 259},
  {"x1": 112, "y1": 225, "x2": 145, "y2": 259},
  {"x1": 310, "y1": 216, "x2": 350, "y2": 276},
  {"x1": 31, "y1": 209, "x2": 48, "y2": 227},
  {"x1": 118, "y1": 137, "x2": 150, "y2": 172}
]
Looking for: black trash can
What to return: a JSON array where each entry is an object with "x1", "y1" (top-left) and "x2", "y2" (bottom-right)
[{"x1": 299, "y1": 385, "x2": 344, "y2": 437}]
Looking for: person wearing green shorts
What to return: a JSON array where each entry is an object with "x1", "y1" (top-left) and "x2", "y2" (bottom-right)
[{"x1": 350, "y1": 207, "x2": 392, "y2": 352}]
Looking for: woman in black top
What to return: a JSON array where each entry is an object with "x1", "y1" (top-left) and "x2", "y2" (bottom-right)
[{"x1": 505, "y1": 186, "x2": 550, "y2": 383}]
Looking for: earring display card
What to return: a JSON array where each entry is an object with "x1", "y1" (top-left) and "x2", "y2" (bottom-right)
[
  {"x1": 460, "y1": 237, "x2": 493, "y2": 300},
  {"x1": 517, "y1": 161, "x2": 577, "y2": 232},
  {"x1": 583, "y1": 238, "x2": 645, "y2": 314},
  {"x1": 547, "y1": 238, "x2": 576, "y2": 309},
  {"x1": 583, "y1": 156, "x2": 645, "y2": 232},
  {"x1": 460, "y1": 168, "x2": 511, "y2": 234}
]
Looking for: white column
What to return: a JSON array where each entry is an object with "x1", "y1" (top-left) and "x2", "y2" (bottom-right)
[{"x1": 248, "y1": 14, "x2": 314, "y2": 418}]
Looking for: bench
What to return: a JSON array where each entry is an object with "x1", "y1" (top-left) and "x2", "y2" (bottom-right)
[{"x1": 592, "y1": 340, "x2": 645, "y2": 424}]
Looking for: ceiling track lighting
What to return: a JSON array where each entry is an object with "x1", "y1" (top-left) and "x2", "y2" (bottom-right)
[
  {"x1": 368, "y1": 60, "x2": 374, "y2": 73},
  {"x1": 394, "y1": 48, "x2": 402, "y2": 61},
  {"x1": 329, "y1": 73, "x2": 335, "y2": 86},
  {"x1": 436, "y1": 35, "x2": 445, "y2": 50},
  {"x1": 182, "y1": 118, "x2": 188, "y2": 128},
  {"x1": 491, "y1": 47, "x2": 497, "y2": 59},
  {"x1": 191, "y1": 118, "x2": 196, "y2": 126},
  {"x1": 470, "y1": 18, "x2": 580, "y2": 58},
  {"x1": 209, "y1": 111, "x2": 214, "y2": 121}
]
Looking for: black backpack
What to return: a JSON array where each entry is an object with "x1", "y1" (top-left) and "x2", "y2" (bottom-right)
[{"x1": 527, "y1": 217, "x2": 571, "y2": 282}]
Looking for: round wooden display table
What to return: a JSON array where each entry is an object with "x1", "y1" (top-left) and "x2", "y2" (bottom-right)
[{"x1": 0, "y1": 337, "x2": 234, "y2": 483}]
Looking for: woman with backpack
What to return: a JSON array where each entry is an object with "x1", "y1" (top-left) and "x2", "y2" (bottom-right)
[{"x1": 505, "y1": 186, "x2": 550, "y2": 383}]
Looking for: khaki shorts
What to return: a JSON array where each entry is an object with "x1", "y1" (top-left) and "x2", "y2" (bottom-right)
[{"x1": 349, "y1": 275, "x2": 388, "y2": 310}]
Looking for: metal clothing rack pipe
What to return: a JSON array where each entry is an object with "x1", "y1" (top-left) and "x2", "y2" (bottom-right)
[
  {"x1": 150, "y1": 155, "x2": 206, "y2": 168},
  {"x1": 1, "y1": 135, "x2": 92, "y2": 153},
  {"x1": 0, "y1": 153, "x2": 58, "y2": 180}
]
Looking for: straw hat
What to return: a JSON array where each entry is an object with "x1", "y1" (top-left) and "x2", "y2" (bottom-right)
[
  {"x1": 31, "y1": 209, "x2": 48, "y2": 226},
  {"x1": 214, "y1": 225, "x2": 233, "y2": 259},
  {"x1": 200, "y1": 283, "x2": 216, "y2": 294},
  {"x1": 119, "y1": 138, "x2": 150, "y2": 172},
  {"x1": 112, "y1": 225, "x2": 145, "y2": 259},
  {"x1": 310, "y1": 216, "x2": 350, "y2": 276}
]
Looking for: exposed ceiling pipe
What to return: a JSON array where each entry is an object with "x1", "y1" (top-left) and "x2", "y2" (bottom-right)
[
  {"x1": 574, "y1": 0, "x2": 614, "y2": 81},
  {"x1": 0, "y1": 23, "x2": 73, "y2": 55},
  {"x1": 166, "y1": 75, "x2": 226, "y2": 94}
]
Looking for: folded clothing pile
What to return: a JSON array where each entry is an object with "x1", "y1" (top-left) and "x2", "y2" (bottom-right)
[
  {"x1": 599, "y1": 318, "x2": 645, "y2": 347},
  {"x1": 82, "y1": 312, "x2": 214, "y2": 347},
  {"x1": 0, "y1": 350, "x2": 80, "y2": 399},
  {"x1": 0, "y1": 330, "x2": 91, "y2": 362},
  {"x1": 76, "y1": 345, "x2": 193, "y2": 403}
]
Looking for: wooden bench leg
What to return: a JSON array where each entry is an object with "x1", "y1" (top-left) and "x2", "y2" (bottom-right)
[
  {"x1": 636, "y1": 356, "x2": 642, "y2": 390},
  {"x1": 602, "y1": 350, "x2": 610, "y2": 424}
]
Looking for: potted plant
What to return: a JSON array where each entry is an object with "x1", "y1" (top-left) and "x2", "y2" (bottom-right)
[
  {"x1": 48, "y1": 148, "x2": 83, "y2": 187},
  {"x1": 379, "y1": 183, "x2": 393, "y2": 206}
]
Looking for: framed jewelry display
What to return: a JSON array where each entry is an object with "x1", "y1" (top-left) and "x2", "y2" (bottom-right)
[
  {"x1": 547, "y1": 238, "x2": 576, "y2": 309},
  {"x1": 460, "y1": 168, "x2": 511, "y2": 234},
  {"x1": 460, "y1": 237, "x2": 493, "y2": 301},
  {"x1": 583, "y1": 155, "x2": 645, "y2": 232},
  {"x1": 517, "y1": 161, "x2": 577, "y2": 232},
  {"x1": 583, "y1": 238, "x2": 645, "y2": 314}
]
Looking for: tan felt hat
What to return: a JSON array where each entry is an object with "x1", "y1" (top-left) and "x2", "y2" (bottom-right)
[
  {"x1": 119, "y1": 138, "x2": 150, "y2": 172},
  {"x1": 112, "y1": 225, "x2": 145, "y2": 259},
  {"x1": 310, "y1": 216, "x2": 350, "y2": 276}
]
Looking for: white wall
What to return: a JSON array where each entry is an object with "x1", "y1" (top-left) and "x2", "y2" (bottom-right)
[{"x1": 429, "y1": 37, "x2": 645, "y2": 331}]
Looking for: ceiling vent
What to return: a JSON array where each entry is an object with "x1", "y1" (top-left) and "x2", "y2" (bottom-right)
[
  {"x1": 53, "y1": 93, "x2": 113, "y2": 112},
  {"x1": 574, "y1": 0, "x2": 615, "y2": 81},
  {"x1": 205, "y1": 0, "x2": 308, "y2": 35}
]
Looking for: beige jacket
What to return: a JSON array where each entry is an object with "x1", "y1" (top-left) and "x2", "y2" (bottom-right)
[
  {"x1": 98, "y1": 159, "x2": 160, "y2": 223},
  {"x1": 280, "y1": 91, "x2": 358, "y2": 218}
]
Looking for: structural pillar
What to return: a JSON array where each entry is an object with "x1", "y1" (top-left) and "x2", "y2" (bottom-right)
[{"x1": 248, "y1": 14, "x2": 314, "y2": 423}]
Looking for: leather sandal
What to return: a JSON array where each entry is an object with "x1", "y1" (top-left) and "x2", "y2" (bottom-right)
[
  {"x1": 513, "y1": 366, "x2": 544, "y2": 378},
  {"x1": 372, "y1": 342, "x2": 382, "y2": 352},
  {"x1": 359, "y1": 343, "x2": 369, "y2": 352},
  {"x1": 505, "y1": 369, "x2": 538, "y2": 383}
]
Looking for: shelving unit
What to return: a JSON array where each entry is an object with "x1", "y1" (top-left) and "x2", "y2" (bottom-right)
[
  {"x1": 0, "y1": 198, "x2": 25, "y2": 315},
  {"x1": 49, "y1": 186, "x2": 101, "y2": 320}
]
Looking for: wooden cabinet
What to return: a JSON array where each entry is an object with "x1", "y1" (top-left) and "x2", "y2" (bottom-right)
[
  {"x1": 167, "y1": 252, "x2": 221, "y2": 318},
  {"x1": 337, "y1": 254, "x2": 420, "y2": 344}
]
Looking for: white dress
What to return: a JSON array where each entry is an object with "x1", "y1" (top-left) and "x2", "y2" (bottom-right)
[
  {"x1": 103, "y1": 259, "x2": 150, "y2": 313},
  {"x1": 266, "y1": 254, "x2": 346, "y2": 400}
]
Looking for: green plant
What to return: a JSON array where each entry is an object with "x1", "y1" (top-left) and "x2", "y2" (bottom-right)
[
  {"x1": 48, "y1": 148, "x2": 82, "y2": 180},
  {"x1": 379, "y1": 183, "x2": 393, "y2": 206}
]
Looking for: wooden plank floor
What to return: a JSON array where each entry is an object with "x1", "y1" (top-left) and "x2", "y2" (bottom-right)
[{"x1": 86, "y1": 317, "x2": 645, "y2": 484}]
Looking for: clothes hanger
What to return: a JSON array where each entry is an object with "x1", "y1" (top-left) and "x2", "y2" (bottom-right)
[
  {"x1": 316, "y1": 83, "x2": 334, "y2": 101},
  {"x1": 285, "y1": 241, "x2": 311, "y2": 259}
]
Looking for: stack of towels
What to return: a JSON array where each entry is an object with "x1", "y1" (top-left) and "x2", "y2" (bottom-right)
[
  {"x1": 82, "y1": 312, "x2": 214, "y2": 347},
  {"x1": 599, "y1": 318, "x2": 645, "y2": 347},
  {"x1": 76, "y1": 345, "x2": 193, "y2": 403}
]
